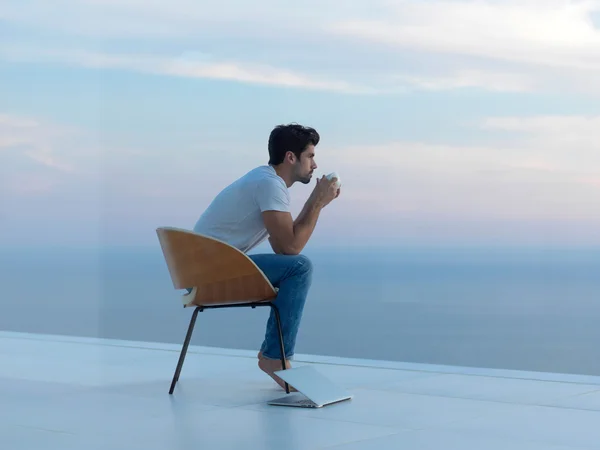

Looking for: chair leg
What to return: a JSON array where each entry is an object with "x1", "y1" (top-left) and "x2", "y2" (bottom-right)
[
  {"x1": 269, "y1": 303, "x2": 290, "y2": 394},
  {"x1": 169, "y1": 306, "x2": 201, "y2": 395}
]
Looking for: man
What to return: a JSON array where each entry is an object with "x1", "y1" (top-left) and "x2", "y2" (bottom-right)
[{"x1": 193, "y1": 123, "x2": 340, "y2": 390}]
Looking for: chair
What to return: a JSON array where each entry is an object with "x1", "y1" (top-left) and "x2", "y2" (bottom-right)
[{"x1": 156, "y1": 226, "x2": 290, "y2": 394}]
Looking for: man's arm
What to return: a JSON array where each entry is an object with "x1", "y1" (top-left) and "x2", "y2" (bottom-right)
[
  {"x1": 258, "y1": 175, "x2": 339, "y2": 255},
  {"x1": 264, "y1": 197, "x2": 323, "y2": 255},
  {"x1": 268, "y1": 236, "x2": 283, "y2": 254}
]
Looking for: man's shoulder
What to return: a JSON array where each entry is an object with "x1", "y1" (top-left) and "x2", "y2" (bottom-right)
[
  {"x1": 244, "y1": 165, "x2": 286, "y2": 188},
  {"x1": 249, "y1": 166, "x2": 290, "y2": 211},
  {"x1": 245, "y1": 165, "x2": 278, "y2": 178}
]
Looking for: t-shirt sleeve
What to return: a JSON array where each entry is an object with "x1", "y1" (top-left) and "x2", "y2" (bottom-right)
[{"x1": 254, "y1": 178, "x2": 291, "y2": 213}]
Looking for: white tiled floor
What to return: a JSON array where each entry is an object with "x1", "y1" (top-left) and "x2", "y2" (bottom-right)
[{"x1": 2, "y1": 331, "x2": 600, "y2": 449}]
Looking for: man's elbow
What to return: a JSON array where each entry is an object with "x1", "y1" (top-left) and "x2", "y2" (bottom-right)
[
  {"x1": 274, "y1": 244, "x2": 300, "y2": 256},
  {"x1": 269, "y1": 237, "x2": 297, "y2": 255},
  {"x1": 275, "y1": 241, "x2": 301, "y2": 256}
]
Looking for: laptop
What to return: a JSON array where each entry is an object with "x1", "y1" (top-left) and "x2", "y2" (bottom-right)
[{"x1": 267, "y1": 365, "x2": 353, "y2": 408}]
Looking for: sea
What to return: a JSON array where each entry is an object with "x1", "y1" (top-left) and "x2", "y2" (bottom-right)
[{"x1": 2, "y1": 245, "x2": 599, "y2": 376}]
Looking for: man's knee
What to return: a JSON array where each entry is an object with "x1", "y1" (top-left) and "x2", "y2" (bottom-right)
[{"x1": 293, "y1": 254, "x2": 313, "y2": 276}]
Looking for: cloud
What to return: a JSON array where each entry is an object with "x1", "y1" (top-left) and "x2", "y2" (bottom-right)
[
  {"x1": 2, "y1": 111, "x2": 598, "y2": 247},
  {"x1": 481, "y1": 115, "x2": 600, "y2": 173},
  {"x1": 3, "y1": 174, "x2": 58, "y2": 196},
  {"x1": 327, "y1": 115, "x2": 600, "y2": 224},
  {"x1": 0, "y1": 111, "x2": 233, "y2": 208},
  {"x1": 0, "y1": 46, "x2": 373, "y2": 94},
  {"x1": 2, "y1": 0, "x2": 599, "y2": 94},
  {"x1": 327, "y1": 0, "x2": 600, "y2": 95},
  {"x1": 0, "y1": 111, "x2": 182, "y2": 247},
  {"x1": 0, "y1": 0, "x2": 349, "y2": 38},
  {"x1": 0, "y1": 112, "x2": 135, "y2": 196},
  {"x1": 330, "y1": 0, "x2": 600, "y2": 70},
  {"x1": 391, "y1": 70, "x2": 536, "y2": 93},
  {"x1": 0, "y1": 114, "x2": 79, "y2": 174}
]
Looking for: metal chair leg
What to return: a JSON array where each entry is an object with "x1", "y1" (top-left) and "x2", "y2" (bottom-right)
[
  {"x1": 169, "y1": 302, "x2": 289, "y2": 395},
  {"x1": 269, "y1": 303, "x2": 290, "y2": 394},
  {"x1": 169, "y1": 306, "x2": 201, "y2": 394}
]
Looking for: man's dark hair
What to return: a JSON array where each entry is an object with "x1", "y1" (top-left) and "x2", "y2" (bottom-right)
[{"x1": 268, "y1": 123, "x2": 320, "y2": 165}]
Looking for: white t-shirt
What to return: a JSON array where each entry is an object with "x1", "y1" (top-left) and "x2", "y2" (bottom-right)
[{"x1": 193, "y1": 165, "x2": 290, "y2": 253}]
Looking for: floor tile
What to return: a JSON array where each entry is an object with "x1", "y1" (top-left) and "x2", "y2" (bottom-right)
[
  {"x1": 307, "y1": 364, "x2": 442, "y2": 390},
  {"x1": 92, "y1": 375, "x2": 293, "y2": 408},
  {"x1": 0, "y1": 425, "x2": 79, "y2": 450},
  {"x1": 2, "y1": 387, "x2": 219, "y2": 432},
  {"x1": 375, "y1": 373, "x2": 600, "y2": 406},
  {"x1": 243, "y1": 387, "x2": 529, "y2": 430},
  {"x1": 324, "y1": 428, "x2": 596, "y2": 450},
  {"x1": 547, "y1": 389, "x2": 600, "y2": 411},
  {"x1": 8, "y1": 406, "x2": 400, "y2": 450},
  {"x1": 438, "y1": 403, "x2": 600, "y2": 449}
]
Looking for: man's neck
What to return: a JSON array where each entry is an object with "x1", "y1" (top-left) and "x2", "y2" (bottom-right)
[{"x1": 271, "y1": 164, "x2": 294, "y2": 188}]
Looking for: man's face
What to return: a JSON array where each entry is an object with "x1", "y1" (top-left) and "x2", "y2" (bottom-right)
[{"x1": 293, "y1": 145, "x2": 318, "y2": 184}]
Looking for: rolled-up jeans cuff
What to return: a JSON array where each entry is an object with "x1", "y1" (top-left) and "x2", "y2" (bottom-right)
[{"x1": 262, "y1": 352, "x2": 294, "y2": 361}]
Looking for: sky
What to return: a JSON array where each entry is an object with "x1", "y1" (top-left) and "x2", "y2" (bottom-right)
[{"x1": 1, "y1": 0, "x2": 599, "y2": 250}]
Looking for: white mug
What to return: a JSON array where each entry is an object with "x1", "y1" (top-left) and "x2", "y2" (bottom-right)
[{"x1": 326, "y1": 171, "x2": 342, "y2": 188}]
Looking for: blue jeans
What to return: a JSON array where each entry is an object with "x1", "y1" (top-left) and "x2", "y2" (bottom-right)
[{"x1": 249, "y1": 253, "x2": 313, "y2": 360}]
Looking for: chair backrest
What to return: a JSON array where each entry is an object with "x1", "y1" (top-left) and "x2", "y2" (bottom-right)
[{"x1": 156, "y1": 227, "x2": 277, "y2": 307}]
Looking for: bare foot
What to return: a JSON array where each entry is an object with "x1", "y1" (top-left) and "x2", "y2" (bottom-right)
[
  {"x1": 257, "y1": 352, "x2": 297, "y2": 392},
  {"x1": 258, "y1": 350, "x2": 292, "y2": 367}
]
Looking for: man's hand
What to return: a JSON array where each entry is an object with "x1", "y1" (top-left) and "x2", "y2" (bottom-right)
[{"x1": 310, "y1": 175, "x2": 340, "y2": 208}]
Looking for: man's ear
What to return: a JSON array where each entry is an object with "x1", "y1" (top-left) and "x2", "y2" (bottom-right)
[{"x1": 286, "y1": 150, "x2": 298, "y2": 164}]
